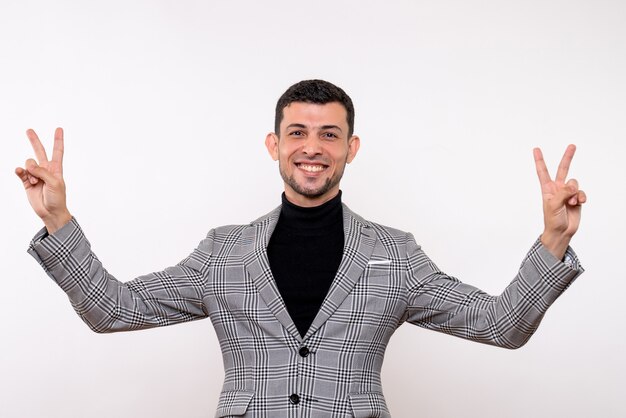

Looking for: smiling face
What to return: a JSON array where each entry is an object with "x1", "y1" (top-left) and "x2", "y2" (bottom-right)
[{"x1": 265, "y1": 101, "x2": 360, "y2": 207}]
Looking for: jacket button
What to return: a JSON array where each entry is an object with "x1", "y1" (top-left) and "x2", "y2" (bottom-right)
[
  {"x1": 299, "y1": 347, "x2": 310, "y2": 357},
  {"x1": 289, "y1": 394, "x2": 300, "y2": 405}
]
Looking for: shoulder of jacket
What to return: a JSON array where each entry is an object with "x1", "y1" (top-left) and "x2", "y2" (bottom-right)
[
  {"x1": 342, "y1": 204, "x2": 411, "y2": 242},
  {"x1": 248, "y1": 204, "x2": 281, "y2": 227}
]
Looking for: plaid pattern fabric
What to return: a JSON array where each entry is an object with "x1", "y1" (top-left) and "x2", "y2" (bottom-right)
[{"x1": 28, "y1": 205, "x2": 583, "y2": 418}]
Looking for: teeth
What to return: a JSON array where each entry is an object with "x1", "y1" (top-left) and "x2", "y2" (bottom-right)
[{"x1": 299, "y1": 164, "x2": 325, "y2": 172}]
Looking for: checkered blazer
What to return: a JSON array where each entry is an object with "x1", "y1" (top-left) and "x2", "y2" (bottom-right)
[{"x1": 28, "y1": 204, "x2": 583, "y2": 418}]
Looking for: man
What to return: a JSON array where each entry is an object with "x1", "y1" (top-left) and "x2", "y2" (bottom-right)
[{"x1": 16, "y1": 80, "x2": 586, "y2": 417}]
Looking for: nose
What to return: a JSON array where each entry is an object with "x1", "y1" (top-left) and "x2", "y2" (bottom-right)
[{"x1": 301, "y1": 136, "x2": 322, "y2": 156}]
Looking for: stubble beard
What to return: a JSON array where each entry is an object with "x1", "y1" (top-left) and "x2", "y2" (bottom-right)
[{"x1": 279, "y1": 159, "x2": 346, "y2": 199}]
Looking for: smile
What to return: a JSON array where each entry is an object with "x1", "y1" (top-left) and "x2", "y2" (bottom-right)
[{"x1": 296, "y1": 163, "x2": 327, "y2": 173}]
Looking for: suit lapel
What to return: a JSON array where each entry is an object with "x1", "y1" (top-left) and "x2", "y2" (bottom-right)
[
  {"x1": 304, "y1": 205, "x2": 376, "y2": 340},
  {"x1": 242, "y1": 206, "x2": 302, "y2": 341},
  {"x1": 242, "y1": 203, "x2": 377, "y2": 342}
]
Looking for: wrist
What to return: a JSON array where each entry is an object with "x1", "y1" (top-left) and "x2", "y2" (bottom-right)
[
  {"x1": 540, "y1": 230, "x2": 571, "y2": 261},
  {"x1": 43, "y1": 211, "x2": 72, "y2": 234}
]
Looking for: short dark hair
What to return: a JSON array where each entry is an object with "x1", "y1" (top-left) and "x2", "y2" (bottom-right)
[{"x1": 274, "y1": 79, "x2": 355, "y2": 137}]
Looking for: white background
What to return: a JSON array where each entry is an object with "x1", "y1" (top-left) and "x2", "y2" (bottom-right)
[{"x1": 1, "y1": 1, "x2": 624, "y2": 417}]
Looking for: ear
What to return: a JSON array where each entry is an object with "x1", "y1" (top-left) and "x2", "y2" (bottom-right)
[
  {"x1": 346, "y1": 135, "x2": 360, "y2": 164},
  {"x1": 265, "y1": 132, "x2": 279, "y2": 161}
]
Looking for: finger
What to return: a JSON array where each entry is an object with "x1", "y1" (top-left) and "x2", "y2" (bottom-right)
[
  {"x1": 24, "y1": 159, "x2": 41, "y2": 184},
  {"x1": 533, "y1": 147, "x2": 552, "y2": 186},
  {"x1": 556, "y1": 144, "x2": 576, "y2": 183},
  {"x1": 26, "y1": 159, "x2": 55, "y2": 184},
  {"x1": 553, "y1": 182, "x2": 578, "y2": 207},
  {"x1": 570, "y1": 189, "x2": 587, "y2": 206},
  {"x1": 565, "y1": 179, "x2": 580, "y2": 205},
  {"x1": 51, "y1": 127, "x2": 64, "y2": 166},
  {"x1": 566, "y1": 178, "x2": 579, "y2": 189},
  {"x1": 26, "y1": 129, "x2": 49, "y2": 163},
  {"x1": 15, "y1": 167, "x2": 31, "y2": 187}
]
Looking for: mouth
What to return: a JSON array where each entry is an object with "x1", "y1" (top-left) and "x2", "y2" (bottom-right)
[{"x1": 296, "y1": 163, "x2": 328, "y2": 173}]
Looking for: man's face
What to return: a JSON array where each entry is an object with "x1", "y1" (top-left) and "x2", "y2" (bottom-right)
[{"x1": 265, "y1": 102, "x2": 360, "y2": 207}]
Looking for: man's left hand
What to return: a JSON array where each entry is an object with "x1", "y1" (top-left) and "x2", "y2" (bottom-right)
[{"x1": 534, "y1": 144, "x2": 587, "y2": 260}]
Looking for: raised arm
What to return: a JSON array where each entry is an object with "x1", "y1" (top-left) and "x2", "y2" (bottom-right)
[
  {"x1": 15, "y1": 128, "x2": 72, "y2": 233},
  {"x1": 404, "y1": 146, "x2": 587, "y2": 348},
  {"x1": 534, "y1": 145, "x2": 587, "y2": 260}
]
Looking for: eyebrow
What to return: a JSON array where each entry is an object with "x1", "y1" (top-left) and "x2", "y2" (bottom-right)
[
  {"x1": 320, "y1": 125, "x2": 343, "y2": 132},
  {"x1": 286, "y1": 123, "x2": 307, "y2": 130},
  {"x1": 285, "y1": 123, "x2": 343, "y2": 132}
]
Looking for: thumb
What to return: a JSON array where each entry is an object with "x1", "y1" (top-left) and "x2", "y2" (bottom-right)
[
  {"x1": 26, "y1": 159, "x2": 57, "y2": 185},
  {"x1": 552, "y1": 183, "x2": 578, "y2": 207}
]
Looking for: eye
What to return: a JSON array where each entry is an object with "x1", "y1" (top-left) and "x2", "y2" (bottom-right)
[
  {"x1": 289, "y1": 130, "x2": 304, "y2": 137},
  {"x1": 322, "y1": 132, "x2": 338, "y2": 139}
]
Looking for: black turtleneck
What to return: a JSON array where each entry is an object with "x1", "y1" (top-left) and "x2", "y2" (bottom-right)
[{"x1": 267, "y1": 192, "x2": 344, "y2": 337}]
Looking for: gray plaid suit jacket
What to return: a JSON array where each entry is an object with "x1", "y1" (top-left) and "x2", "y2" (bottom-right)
[{"x1": 28, "y1": 204, "x2": 583, "y2": 418}]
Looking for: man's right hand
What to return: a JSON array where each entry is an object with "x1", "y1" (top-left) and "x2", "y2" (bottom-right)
[{"x1": 15, "y1": 128, "x2": 72, "y2": 234}]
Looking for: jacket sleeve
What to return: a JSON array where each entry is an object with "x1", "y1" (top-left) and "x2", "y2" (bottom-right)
[
  {"x1": 27, "y1": 217, "x2": 213, "y2": 333},
  {"x1": 404, "y1": 234, "x2": 584, "y2": 349}
]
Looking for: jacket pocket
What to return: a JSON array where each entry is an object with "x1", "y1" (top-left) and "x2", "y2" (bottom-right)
[
  {"x1": 215, "y1": 390, "x2": 254, "y2": 417},
  {"x1": 348, "y1": 392, "x2": 391, "y2": 418}
]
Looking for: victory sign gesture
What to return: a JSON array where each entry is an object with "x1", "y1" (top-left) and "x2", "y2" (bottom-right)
[
  {"x1": 534, "y1": 144, "x2": 587, "y2": 260},
  {"x1": 15, "y1": 128, "x2": 72, "y2": 234}
]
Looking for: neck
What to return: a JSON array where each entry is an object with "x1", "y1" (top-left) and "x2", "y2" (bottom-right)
[{"x1": 279, "y1": 191, "x2": 343, "y2": 229}]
